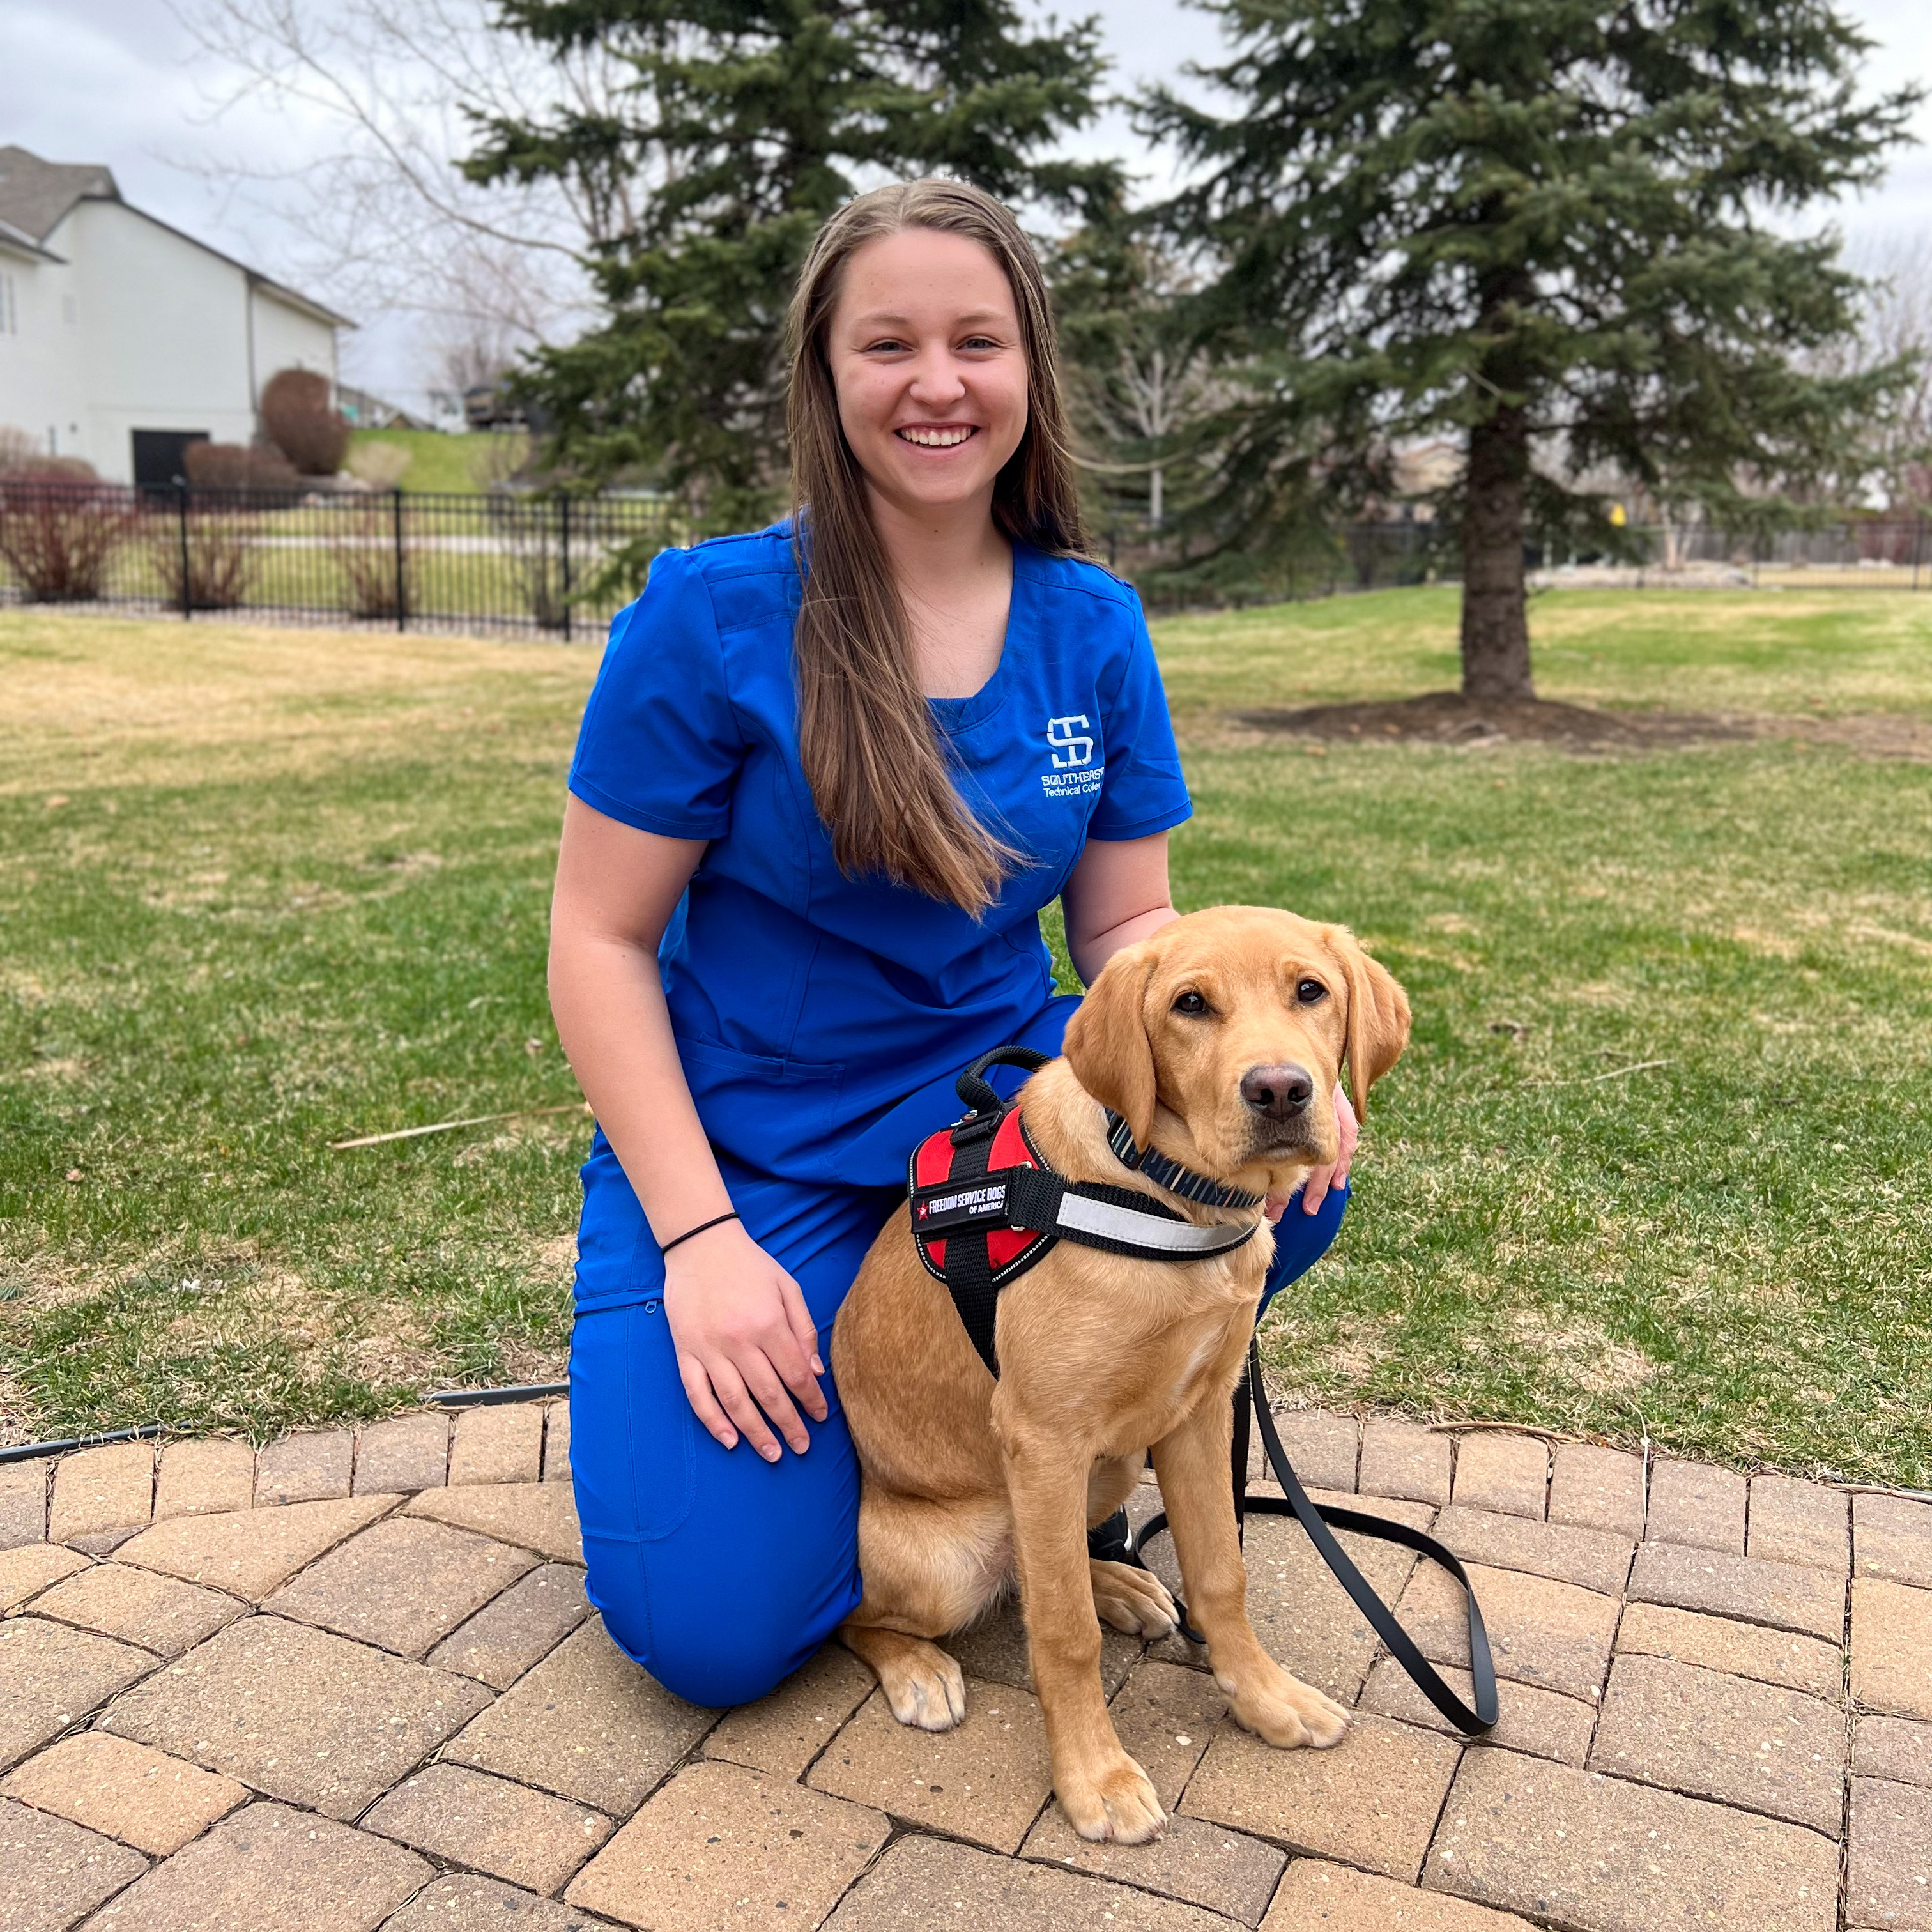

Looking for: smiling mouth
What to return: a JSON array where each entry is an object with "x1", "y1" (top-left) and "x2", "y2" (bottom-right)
[{"x1": 895, "y1": 425, "x2": 977, "y2": 448}]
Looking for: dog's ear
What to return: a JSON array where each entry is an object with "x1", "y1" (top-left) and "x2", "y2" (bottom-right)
[
  {"x1": 1326, "y1": 925, "x2": 1411, "y2": 1114},
  {"x1": 1062, "y1": 942, "x2": 1158, "y2": 1147}
]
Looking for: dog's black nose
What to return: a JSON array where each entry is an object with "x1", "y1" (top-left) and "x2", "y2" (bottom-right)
[{"x1": 1240, "y1": 1062, "x2": 1314, "y2": 1117}]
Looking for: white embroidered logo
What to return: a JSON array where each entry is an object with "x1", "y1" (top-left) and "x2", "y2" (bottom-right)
[{"x1": 1046, "y1": 715, "x2": 1094, "y2": 768}]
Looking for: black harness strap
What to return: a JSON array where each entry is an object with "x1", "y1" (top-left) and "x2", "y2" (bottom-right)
[{"x1": 1131, "y1": 1342, "x2": 1499, "y2": 1737}]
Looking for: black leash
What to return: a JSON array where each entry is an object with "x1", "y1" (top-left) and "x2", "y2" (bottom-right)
[{"x1": 1131, "y1": 1344, "x2": 1498, "y2": 1736}]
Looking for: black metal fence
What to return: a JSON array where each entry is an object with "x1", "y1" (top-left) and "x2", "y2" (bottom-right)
[
  {"x1": 0, "y1": 482, "x2": 683, "y2": 640},
  {"x1": 2, "y1": 484, "x2": 1926, "y2": 636}
]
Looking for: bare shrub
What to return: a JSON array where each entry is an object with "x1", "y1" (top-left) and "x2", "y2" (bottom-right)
[
  {"x1": 261, "y1": 369, "x2": 351, "y2": 475},
  {"x1": 346, "y1": 439, "x2": 412, "y2": 490},
  {"x1": 151, "y1": 509, "x2": 255, "y2": 608},
  {"x1": 185, "y1": 441, "x2": 302, "y2": 491},
  {"x1": 0, "y1": 480, "x2": 135, "y2": 601},
  {"x1": 328, "y1": 497, "x2": 413, "y2": 618}
]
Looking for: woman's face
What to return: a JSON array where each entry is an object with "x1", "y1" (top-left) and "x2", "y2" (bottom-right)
[{"x1": 827, "y1": 227, "x2": 1030, "y2": 523}]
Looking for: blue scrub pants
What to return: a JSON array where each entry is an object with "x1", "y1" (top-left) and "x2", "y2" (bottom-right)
[{"x1": 567, "y1": 1009, "x2": 1349, "y2": 1710}]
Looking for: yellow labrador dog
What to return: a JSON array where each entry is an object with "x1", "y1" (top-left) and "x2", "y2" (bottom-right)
[{"x1": 831, "y1": 906, "x2": 1411, "y2": 1843}]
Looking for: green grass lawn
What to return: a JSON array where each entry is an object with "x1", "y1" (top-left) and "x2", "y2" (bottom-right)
[
  {"x1": 3, "y1": 589, "x2": 1929, "y2": 1479},
  {"x1": 347, "y1": 427, "x2": 530, "y2": 494}
]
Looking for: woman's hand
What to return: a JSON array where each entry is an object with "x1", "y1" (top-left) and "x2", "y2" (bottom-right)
[
  {"x1": 662, "y1": 1222, "x2": 829, "y2": 1460},
  {"x1": 1267, "y1": 1084, "x2": 1360, "y2": 1222}
]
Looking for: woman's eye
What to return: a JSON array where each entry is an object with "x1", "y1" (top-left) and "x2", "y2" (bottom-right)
[
  {"x1": 1172, "y1": 990, "x2": 1209, "y2": 1016},
  {"x1": 960, "y1": 335, "x2": 999, "y2": 351},
  {"x1": 1296, "y1": 979, "x2": 1328, "y2": 1005}
]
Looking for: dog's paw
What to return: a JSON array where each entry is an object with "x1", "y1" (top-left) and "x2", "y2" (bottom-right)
[
  {"x1": 1057, "y1": 1751, "x2": 1166, "y2": 1844},
  {"x1": 877, "y1": 1641, "x2": 967, "y2": 1733},
  {"x1": 1219, "y1": 1664, "x2": 1350, "y2": 1750},
  {"x1": 1089, "y1": 1558, "x2": 1179, "y2": 1638}
]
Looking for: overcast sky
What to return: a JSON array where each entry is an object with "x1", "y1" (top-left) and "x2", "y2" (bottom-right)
[{"x1": 6, "y1": 0, "x2": 1929, "y2": 406}]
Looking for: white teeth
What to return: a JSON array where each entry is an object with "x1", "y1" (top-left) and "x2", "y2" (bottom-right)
[{"x1": 898, "y1": 426, "x2": 974, "y2": 447}]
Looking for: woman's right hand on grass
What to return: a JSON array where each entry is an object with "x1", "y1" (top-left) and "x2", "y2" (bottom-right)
[{"x1": 663, "y1": 1222, "x2": 829, "y2": 1460}]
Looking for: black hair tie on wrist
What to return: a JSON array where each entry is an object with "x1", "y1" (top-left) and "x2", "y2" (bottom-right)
[{"x1": 658, "y1": 1210, "x2": 741, "y2": 1257}]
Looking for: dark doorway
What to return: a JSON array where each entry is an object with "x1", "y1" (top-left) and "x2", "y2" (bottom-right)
[{"x1": 131, "y1": 429, "x2": 210, "y2": 489}]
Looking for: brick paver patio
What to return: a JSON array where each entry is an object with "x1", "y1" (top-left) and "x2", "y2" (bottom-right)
[{"x1": 1, "y1": 1397, "x2": 1926, "y2": 1931}]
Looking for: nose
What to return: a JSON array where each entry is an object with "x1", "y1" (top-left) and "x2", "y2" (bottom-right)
[{"x1": 1240, "y1": 1062, "x2": 1314, "y2": 1119}]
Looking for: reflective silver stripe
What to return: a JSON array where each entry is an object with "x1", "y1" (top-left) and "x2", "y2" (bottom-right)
[{"x1": 1053, "y1": 1193, "x2": 1254, "y2": 1254}]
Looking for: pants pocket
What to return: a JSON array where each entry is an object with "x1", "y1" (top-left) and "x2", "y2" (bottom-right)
[{"x1": 569, "y1": 1301, "x2": 697, "y2": 1543}]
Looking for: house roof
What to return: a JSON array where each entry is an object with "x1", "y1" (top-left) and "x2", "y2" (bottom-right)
[
  {"x1": 0, "y1": 144, "x2": 353, "y2": 327},
  {"x1": 0, "y1": 146, "x2": 116, "y2": 245}
]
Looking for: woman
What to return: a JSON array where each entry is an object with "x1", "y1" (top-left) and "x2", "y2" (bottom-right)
[{"x1": 548, "y1": 178, "x2": 1356, "y2": 1710}]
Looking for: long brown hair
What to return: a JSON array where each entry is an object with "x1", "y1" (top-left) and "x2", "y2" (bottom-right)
[{"x1": 787, "y1": 178, "x2": 1090, "y2": 917}]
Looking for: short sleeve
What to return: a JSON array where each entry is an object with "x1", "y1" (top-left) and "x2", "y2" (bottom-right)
[
  {"x1": 1087, "y1": 602, "x2": 1192, "y2": 841},
  {"x1": 568, "y1": 548, "x2": 745, "y2": 838}
]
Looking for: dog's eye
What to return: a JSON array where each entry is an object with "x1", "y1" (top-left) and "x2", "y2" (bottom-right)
[
  {"x1": 1171, "y1": 990, "x2": 1209, "y2": 1017},
  {"x1": 1296, "y1": 979, "x2": 1328, "y2": 1005}
]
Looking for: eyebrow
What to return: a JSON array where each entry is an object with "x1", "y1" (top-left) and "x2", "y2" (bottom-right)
[{"x1": 847, "y1": 307, "x2": 1012, "y2": 329}]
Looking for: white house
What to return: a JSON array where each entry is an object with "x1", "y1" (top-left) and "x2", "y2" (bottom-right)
[{"x1": 0, "y1": 146, "x2": 350, "y2": 485}]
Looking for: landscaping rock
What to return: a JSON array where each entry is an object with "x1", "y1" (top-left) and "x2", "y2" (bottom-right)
[
  {"x1": 2, "y1": 1732, "x2": 247, "y2": 1855},
  {"x1": 445, "y1": 1616, "x2": 713, "y2": 1816},
  {"x1": 569, "y1": 1760, "x2": 884, "y2": 1930},
  {"x1": 1181, "y1": 1713, "x2": 1462, "y2": 1883},
  {"x1": 153, "y1": 1439, "x2": 254, "y2": 1521},
  {"x1": 364, "y1": 1762, "x2": 611, "y2": 1894},
  {"x1": 100, "y1": 1614, "x2": 489, "y2": 1819},
  {"x1": 1425, "y1": 1750, "x2": 1841, "y2": 1932},
  {"x1": 81, "y1": 1800, "x2": 428, "y2": 1932},
  {"x1": 425, "y1": 1561, "x2": 588, "y2": 1690},
  {"x1": 807, "y1": 1682, "x2": 1052, "y2": 1854}
]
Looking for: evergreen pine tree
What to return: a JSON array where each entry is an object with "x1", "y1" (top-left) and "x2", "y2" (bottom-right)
[
  {"x1": 1144, "y1": 0, "x2": 1922, "y2": 696},
  {"x1": 464, "y1": 1, "x2": 1118, "y2": 543}
]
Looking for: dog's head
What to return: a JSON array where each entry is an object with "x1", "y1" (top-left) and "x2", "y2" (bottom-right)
[{"x1": 1061, "y1": 907, "x2": 1410, "y2": 1188}]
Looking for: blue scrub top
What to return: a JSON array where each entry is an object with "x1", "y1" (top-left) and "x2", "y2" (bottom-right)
[{"x1": 567, "y1": 521, "x2": 1193, "y2": 1192}]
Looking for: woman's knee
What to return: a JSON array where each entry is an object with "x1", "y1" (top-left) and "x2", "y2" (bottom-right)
[
  {"x1": 1259, "y1": 1181, "x2": 1347, "y2": 1316},
  {"x1": 585, "y1": 1533, "x2": 850, "y2": 1708}
]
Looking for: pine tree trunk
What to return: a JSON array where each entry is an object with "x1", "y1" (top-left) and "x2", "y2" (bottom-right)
[{"x1": 1460, "y1": 401, "x2": 1534, "y2": 699}]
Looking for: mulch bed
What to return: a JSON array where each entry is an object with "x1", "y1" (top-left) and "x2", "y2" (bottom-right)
[{"x1": 1232, "y1": 691, "x2": 1932, "y2": 758}]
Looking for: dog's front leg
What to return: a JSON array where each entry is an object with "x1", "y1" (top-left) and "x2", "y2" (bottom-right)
[
  {"x1": 1151, "y1": 1394, "x2": 1349, "y2": 1750},
  {"x1": 1001, "y1": 1424, "x2": 1165, "y2": 1843}
]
